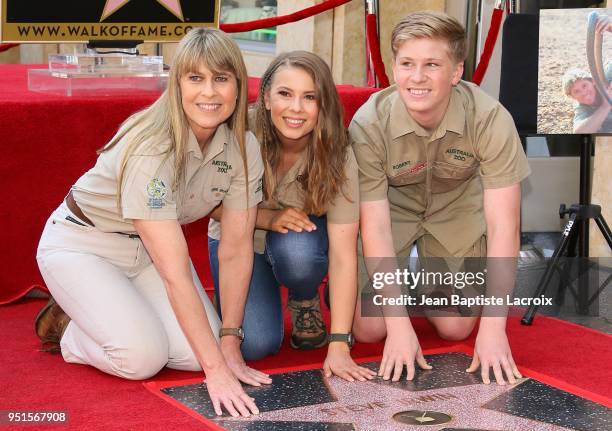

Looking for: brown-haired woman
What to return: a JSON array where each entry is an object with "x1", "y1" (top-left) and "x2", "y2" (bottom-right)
[{"x1": 209, "y1": 51, "x2": 375, "y2": 382}]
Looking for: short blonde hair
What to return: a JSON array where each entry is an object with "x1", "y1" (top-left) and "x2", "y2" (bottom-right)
[
  {"x1": 562, "y1": 68, "x2": 592, "y2": 96},
  {"x1": 391, "y1": 11, "x2": 466, "y2": 63}
]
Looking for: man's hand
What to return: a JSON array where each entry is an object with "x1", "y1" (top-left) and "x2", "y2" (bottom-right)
[
  {"x1": 268, "y1": 207, "x2": 316, "y2": 233},
  {"x1": 379, "y1": 320, "x2": 431, "y2": 381},
  {"x1": 466, "y1": 325, "x2": 522, "y2": 385},
  {"x1": 220, "y1": 336, "x2": 273, "y2": 387},
  {"x1": 595, "y1": 14, "x2": 612, "y2": 34},
  {"x1": 323, "y1": 342, "x2": 377, "y2": 382}
]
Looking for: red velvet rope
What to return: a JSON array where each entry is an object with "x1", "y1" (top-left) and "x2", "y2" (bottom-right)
[
  {"x1": 0, "y1": 43, "x2": 20, "y2": 53},
  {"x1": 472, "y1": 8, "x2": 504, "y2": 85},
  {"x1": 220, "y1": 0, "x2": 351, "y2": 33},
  {"x1": 365, "y1": 13, "x2": 390, "y2": 88}
]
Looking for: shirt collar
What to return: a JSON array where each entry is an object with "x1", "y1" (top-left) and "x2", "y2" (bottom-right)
[
  {"x1": 389, "y1": 85, "x2": 465, "y2": 140},
  {"x1": 187, "y1": 123, "x2": 230, "y2": 164},
  {"x1": 436, "y1": 86, "x2": 465, "y2": 137},
  {"x1": 186, "y1": 128, "x2": 202, "y2": 159},
  {"x1": 278, "y1": 149, "x2": 307, "y2": 188},
  {"x1": 390, "y1": 88, "x2": 429, "y2": 138}
]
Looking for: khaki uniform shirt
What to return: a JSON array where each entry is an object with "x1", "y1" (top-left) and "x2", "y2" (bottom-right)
[
  {"x1": 349, "y1": 81, "x2": 530, "y2": 256},
  {"x1": 251, "y1": 146, "x2": 361, "y2": 253},
  {"x1": 72, "y1": 123, "x2": 263, "y2": 236}
]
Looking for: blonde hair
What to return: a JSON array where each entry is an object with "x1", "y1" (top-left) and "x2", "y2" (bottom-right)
[
  {"x1": 100, "y1": 27, "x2": 249, "y2": 207},
  {"x1": 391, "y1": 11, "x2": 466, "y2": 63},
  {"x1": 562, "y1": 68, "x2": 592, "y2": 97},
  {"x1": 253, "y1": 51, "x2": 349, "y2": 215}
]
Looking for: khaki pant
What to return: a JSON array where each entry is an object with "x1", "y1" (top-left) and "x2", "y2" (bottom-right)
[
  {"x1": 359, "y1": 231, "x2": 487, "y2": 284},
  {"x1": 36, "y1": 202, "x2": 220, "y2": 380},
  {"x1": 359, "y1": 231, "x2": 487, "y2": 318},
  {"x1": 413, "y1": 233, "x2": 487, "y2": 314}
]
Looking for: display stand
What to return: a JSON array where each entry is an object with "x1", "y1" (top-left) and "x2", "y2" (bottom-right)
[{"x1": 27, "y1": 42, "x2": 167, "y2": 96}]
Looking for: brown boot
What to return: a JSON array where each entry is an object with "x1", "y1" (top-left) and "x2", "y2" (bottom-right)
[
  {"x1": 287, "y1": 294, "x2": 328, "y2": 350},
  {"x1": 34, "y1": 297, "x2": 70, "y2": 353}
]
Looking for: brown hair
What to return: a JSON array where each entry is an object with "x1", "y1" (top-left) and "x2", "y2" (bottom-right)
[
  {"x1": 253, "y1": 51, "x2": 349, "y2": 215},
  {"x1": 391, "y1": 11, "x2": 466, "y2": 63}
]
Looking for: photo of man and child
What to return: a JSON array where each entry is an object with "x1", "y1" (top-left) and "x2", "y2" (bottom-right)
[{"x1": 538, "y1": 7, "x2": 612, "y2": 134}]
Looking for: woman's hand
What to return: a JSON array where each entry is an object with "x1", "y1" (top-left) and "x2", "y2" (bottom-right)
[
  {"x1": 323, "y1": 342, "x2": 376, "y2": 382},
  {"x1": 221, "y1": 336, "x2": 273, "y2": 387},
  {"x1": 204, "y1": 361, "x2": 260, "y2": 417},
  {"x1": 268, "y1": 207, "x2": 316, "y2": 233}
]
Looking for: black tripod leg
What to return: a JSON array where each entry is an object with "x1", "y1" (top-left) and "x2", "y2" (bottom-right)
[
  {"x1": 556, "y1": 228, "x2": 578, "y2": 306},
  {"x1": 522, "y1": 214, "x2": 577, "y2": 325},
  {"x1": 577, "y1": 214, "x2": 612, "y2": 312},
  {"x1": 594, "y1": 215, "x2": 612, "y2": 249}
]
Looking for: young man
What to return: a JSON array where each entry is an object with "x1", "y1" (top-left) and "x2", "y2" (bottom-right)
[{"x1": 349, "y1": 11, "x2": 530, "y2": 386}]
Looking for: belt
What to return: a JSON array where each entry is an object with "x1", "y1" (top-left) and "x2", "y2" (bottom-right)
[
  {"x1": 65, "y1": 190, "x2": 95, "y2": 227},
  {"x1": 64, "y1": 190, "x2": 140, "y2": 239}
]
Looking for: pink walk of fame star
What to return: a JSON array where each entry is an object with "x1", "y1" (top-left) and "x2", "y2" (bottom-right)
[{"x1": 101, "y1": 0, "x2": 184, "y2": 21}]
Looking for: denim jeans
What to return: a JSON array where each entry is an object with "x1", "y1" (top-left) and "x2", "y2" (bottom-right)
[{"x1": 208, "y1": 215, "x2": 328, "y2": 360}]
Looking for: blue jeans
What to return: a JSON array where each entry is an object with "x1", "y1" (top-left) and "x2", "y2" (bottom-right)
[{"x1": 208, "y1": 215, "x2": 328, "y2": 360}]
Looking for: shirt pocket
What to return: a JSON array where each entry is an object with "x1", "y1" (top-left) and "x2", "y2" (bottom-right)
[
  {"x1": 388, "y1": 162, "x2": 427, "y2": 187},
  {"x1": 179, "y1": 177, "x2": 230, "y2": 223},
  {"x1": 204, "y1": 185, "x2": 229, "y2": 206},
  {"x1": 431, "y1": 161, "x2": 478, "y2": 194}
]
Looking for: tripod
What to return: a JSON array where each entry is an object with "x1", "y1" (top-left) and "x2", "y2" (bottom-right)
[
  {"x1": 522, "y1": 137, "x2": 612, "y2": 325},
  {"x1": 521, "y1": 203, "x2": 612, "y2": 325}
]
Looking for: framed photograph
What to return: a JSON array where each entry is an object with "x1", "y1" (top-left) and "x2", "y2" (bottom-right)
[{"x1": 537, "y1": 8, "x2": 612, "y2": 135}]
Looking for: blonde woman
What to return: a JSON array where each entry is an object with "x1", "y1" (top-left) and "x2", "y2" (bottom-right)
[{"x1": 35, "y1": 28, "x2": 270, "y2": 417}]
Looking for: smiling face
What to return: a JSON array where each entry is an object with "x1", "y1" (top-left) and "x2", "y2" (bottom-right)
[
  {"x1": 392, "y1": 37, "x2": 463, "y2": 130},
  {"x1": 264, "y1": 66, "x2": 319, "y2": 147},
  {"x1": 569, "y1": 79, "x2": 597, "y2": 106},
  {"x1": 180, "y1": 64, "x2": 238, "y2": 144}
]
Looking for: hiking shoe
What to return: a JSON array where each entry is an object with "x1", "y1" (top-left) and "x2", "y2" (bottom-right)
[
  {"x1": 287, "y1": 294, "x2": 328, "y2": 350},
  {"x1": 34, "y1": 297, "x2": 70, "y2": 354}
]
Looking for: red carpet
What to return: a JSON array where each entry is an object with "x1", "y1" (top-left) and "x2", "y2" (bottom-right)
[{"x1": 1, "y1": 298, "x2": 610, "y2": 430}]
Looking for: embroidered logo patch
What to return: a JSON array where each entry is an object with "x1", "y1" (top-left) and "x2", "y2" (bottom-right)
[
  {"x1": 212, "y1": 160, "x2": 232, "y2": 173},
  {"x1": 146, "y1": 178, "x2": 167, "y2": 209},
  {"x1": 445, "y1": 148, "x2": 474, "y2": 161},
  {"x1": 392, "y1": 160, "x2": 411, "y2": 171}
]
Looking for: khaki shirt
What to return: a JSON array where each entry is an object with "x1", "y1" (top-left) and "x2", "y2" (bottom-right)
[
  {"x1": 349, "y1": 81, "x2": 530, "y2": 256},
  {"x1": 72, "y1": 123, "x2": 263, "y2": 235},
  {"x1": 251, "y1": 146, "x2": 360, "y2": 253}
]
